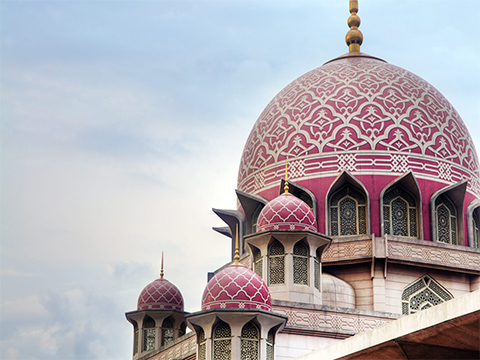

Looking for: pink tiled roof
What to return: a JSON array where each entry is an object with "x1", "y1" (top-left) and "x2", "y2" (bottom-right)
[
  {"x1": 137, "y1": 278, "x2": 184, "y2": 311},
  {"x1": 202, "y1": 265, "x2": 271, "y2": 311}
]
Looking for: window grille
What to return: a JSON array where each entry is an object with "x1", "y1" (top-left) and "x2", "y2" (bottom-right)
[
  {"x1": 383, "y1": 186, "x2": 418, "y2": 238},
  {"x1": 143, "y1": 316, "x2": 155, "y2": 351},
  {"x1": 198, "y1": 328, "x2": 206, "y2": 360},
  {"x1": 266, "y1": 329, "x2": 274, "y2": 360},
  {"x1": 473, "y1": 209, "x2": 479, "y2": 248},
  {"x1": 241, "y1": 322, "x2": 259, "y2": 360},
  {"x1": 268, "y1": 241, "x2": 285, "y2": 285},
  {"x1": 213, "y1": 321, "x2": 231, "y2": 360},
  {"x1": 314, "y1": 252, "x2": 320, "y2": 291},
  {"x1": 329, "y1": 186, "x2": 367, "y2": 236},
  {"x1": 401, "y1": 275, "x2": 453, "y2": 315},
  {"x1": 161, "y1": 318, "x2": 174, "y2": 347},
  {"x1": 435, "y1": 195, "x2": 457, "y2": 244},
  {"x1": 254, "y1": 250, "x2": 263, "y2": 278},
  {"x1": 293, "y1": 242, "x2": 309, "y2": 285}
]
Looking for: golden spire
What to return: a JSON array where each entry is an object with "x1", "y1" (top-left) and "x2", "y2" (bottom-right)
[
  {"x1": 284, "y1": 158, "x2": 290, "y2": 194},
  {"x1": 234, "y1": 223, "x2": 240, "y2": 265},
  {"x1": 160, "y1": 252, "x2": 164, "y2": 279},
  {"x1": 346, "y1": 0, "x2": 363, "y2": 53}
]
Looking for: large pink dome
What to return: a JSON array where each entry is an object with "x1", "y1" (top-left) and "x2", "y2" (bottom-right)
[
  {"x1": 137, "y1": 278, "x2": 184, "y2": 311},
  {"x1": 202, "y1": 265, "x2": 271, "y2": 311},
  {"x1": 257, "y1": 193, "x2": 317, "y2": 232},
  {"x1": 237, "y1": 53, "x2": 480, "y2": 240}
]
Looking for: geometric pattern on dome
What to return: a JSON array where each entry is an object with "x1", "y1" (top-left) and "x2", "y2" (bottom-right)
[
  {"x1": 137, "y1": 278, "x2": 184, "y2": 311},
  {"x1": 238, "y1": 56, "x2": 480, "y2": 196},
  {"x1": 201, "y1": 265, "x2": 272, "y2": 311},
  {"x1": 256, "y1": 193, "x2": 317, "y2": 232}
]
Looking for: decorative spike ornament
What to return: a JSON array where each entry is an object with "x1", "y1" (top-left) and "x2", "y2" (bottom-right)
[
  {"x1": 160, "y1": 251, "x2": 164, "y2": 279},
  {"x1": 346, "y1": 0, "x2": 363, "y2": 53}
]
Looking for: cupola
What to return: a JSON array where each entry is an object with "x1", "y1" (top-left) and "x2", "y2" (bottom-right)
[
  {"x1": 125, "y1": 254, "x2": 187, "y2": 359},
  {"x1": 186, "y1": 228, "x2": 287, "y2": 360}
]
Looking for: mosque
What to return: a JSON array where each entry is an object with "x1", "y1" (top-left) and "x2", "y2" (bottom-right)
[{"x1": 125, "y1": 1, "x2": 480, "y2": 359}]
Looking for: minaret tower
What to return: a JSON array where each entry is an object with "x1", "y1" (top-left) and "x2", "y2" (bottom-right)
[{"x1": 125, "y1": 254, "x2": 186, "y2": 359}]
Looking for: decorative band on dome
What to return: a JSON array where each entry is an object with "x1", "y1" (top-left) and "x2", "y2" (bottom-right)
[{"x1": 257, "y1": 221, "x2": 317, "y2": 233}]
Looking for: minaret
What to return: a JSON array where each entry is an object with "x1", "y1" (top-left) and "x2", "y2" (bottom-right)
[
  {"x1": 345, "y1": 0, "x2": 363, "y2": 53},
  {"x1": 125, "y1": 253, "x2": 186, "y2": 359}
]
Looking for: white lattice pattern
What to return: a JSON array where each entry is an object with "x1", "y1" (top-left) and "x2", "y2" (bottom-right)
[
  {"x1": 202, "y1": 265, "x2": 272, "y2": 311},
  {"x1": 238, "y1": 55, "x2": 480, "y2": 197}
]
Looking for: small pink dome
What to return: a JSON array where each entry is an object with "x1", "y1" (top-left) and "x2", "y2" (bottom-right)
[
  {"x1": 257, "y1": 193, "x2": 317, "y2": 232},
  {"x1": 137, "y1": 278, "x2": 184, "y2": 311},
  {"x1": 202, "y1": 265, "x2": 271, "y2": 311}
]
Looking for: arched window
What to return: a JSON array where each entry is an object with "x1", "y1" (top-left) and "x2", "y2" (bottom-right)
[
  {"x1": 435, "y1": 194, "x2": 457, "y2": 244},
  {"x1": 198, "y1": 328, "x2": 206, "y2": 360},
  {"x1": 472, "y1": 208, "x2": 480, "y2": 248},
  {"x1": 268, "y1": 241, "x2": 285, "y2": 285},
  {"x1": 253, "y1": 248, "x2": 263, "y2": 278},
  {"x1": 293, "y1": 242, "x2": 309, "y2": 285},
  {"x1": 161, "y1": 317, "x2": 174, "y2": 347},
  {"x1": 383, "y1": 186, "x2": 418, "y2": 237},
  {"x1": 266, "y1": 328, "x2": 275, "y2": 360},
  {"x1": 329, "y1": 185, "x2": 367, "y2": 236},
  {"x1": 401, "y1": 275, "x2": 453, "y2": 315},
  {"x1": 143, "y1": 316, "x2": 156, "y2": 352},
  {"x1": 314, "y1": 250, "x2": 320, "y2": 291},
  {"x1": 241, "y1": 322, "x2": 259, "y2": 360},
  {"x1": 213, "y1": 321, "x2": 231, "y2": 360}
]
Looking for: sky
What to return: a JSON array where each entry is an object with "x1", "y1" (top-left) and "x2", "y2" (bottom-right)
[{"x1": 1, "y1": 0, "x2": 479, "y2": 359}]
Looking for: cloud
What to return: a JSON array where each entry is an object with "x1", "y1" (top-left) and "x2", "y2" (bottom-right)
[
  {"x1": 1, "y1": 269, "x2": 37, "y2": 277},
  {"x1": 1, "y1": 1, "x2": 479, "y2": 360},
  {"x1": 1, "y1": 286, "x2": 131, "y2": 359}
]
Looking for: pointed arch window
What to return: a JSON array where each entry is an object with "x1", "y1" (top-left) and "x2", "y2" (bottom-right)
[
  {"x1": 330, "y1": 185, "x2": 367, "y2": 236},
  {"x1": 198, "y1": 328, "x2": 206, "y2": 360},
  {"x1": 293, "y1": 242, "x2": 309, "y2": 285},
  {"x1": 241, "y1": 322, "x2": 259, "y2": 360},
  {"x1": 472, "y1": 207, "x2": 480, "y2": 248},
  {"x1": 253, "y1": 248, "x2": 263, "y2": 278},
  {"x1": 401, "y1": 275, "x2": 453, "y2": 315},
  {"x1": 473, "y1": 216, "x2": 479, "y2": 248},
  {"x1": 143, "y1": 316, "x2": 156, "y2": 351},
  {"x1": 266, "y1": 328, "x2": 275, "y2": 360},
  {"x1": 314, "y1": 250, "x2": 320, "y2": 291},
  {"x1": 383, "y1": 186, "x2": 418, "y2": 237},
  {"x1": 161, "y1": 317, "x2": 174, "y2": 347},
  {"x1": 268, "y1": 241, "x2": 285, "y2": 285},
  {"x1": 435, "y1": 194, "x2": 457, "y2": 244},
  {"x1": 213, "y1": 321, "x2": 231, "y2": 360}
]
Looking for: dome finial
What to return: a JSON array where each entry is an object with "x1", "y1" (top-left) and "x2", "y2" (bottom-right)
[
  {"x1": 284, "y1": 158, "x2": 290, "y2": 194},
  {"x1": 160, "y1": 251, "x2": 164, "y2": 279},
  {"x1": 346, "y1": 0, "x2": 363, "y2": 53},
  {"x1": 234, "y1": 223, "x2": 240, "y2": 265}
]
